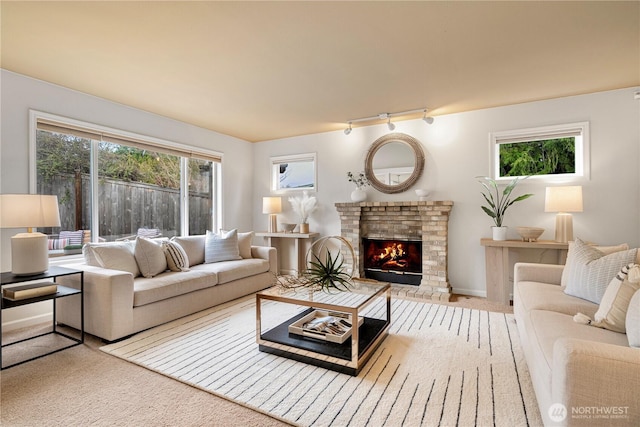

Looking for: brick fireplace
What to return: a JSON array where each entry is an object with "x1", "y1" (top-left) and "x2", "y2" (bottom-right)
[{"x1": 335, "y1": 201, "x2": 453, "y2": 301}]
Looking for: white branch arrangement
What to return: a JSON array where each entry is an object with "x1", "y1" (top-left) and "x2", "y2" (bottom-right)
[{"x1": 288, "y1": 191, "x2": 317, "y2": 224}]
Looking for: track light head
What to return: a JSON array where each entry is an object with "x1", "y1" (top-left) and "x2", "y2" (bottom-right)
[
  {"x1": 387, "y1": 118, "x2": 395, "y2": 131},
  {"x1": 344, "y1": 122, "x2": 352, "y2": 135},
  {"x1": 422, "y1": 110, "x2": 434, "y2": 124}
]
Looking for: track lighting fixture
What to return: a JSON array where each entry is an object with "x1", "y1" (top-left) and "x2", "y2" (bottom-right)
[
  {"x1": 387, "y1": 118, "x2": 395, "y2": 131},
  {"x1": 422, "y1": 110, "x2": 434, "y2": 124},
  {"x1": 344, "y1": 107, "x2": 434, "y2": 135}
]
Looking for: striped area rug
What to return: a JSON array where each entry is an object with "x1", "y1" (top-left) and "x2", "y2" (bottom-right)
[{"x1": 100, "y1": 295, "x2": 541, "y2": 427}]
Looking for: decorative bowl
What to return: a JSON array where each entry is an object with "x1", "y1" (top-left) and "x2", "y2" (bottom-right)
[
  {"x1": 415, "y1": 189, "x2": 430, "y2": 200},
  {"x1": 281, "y1": 223, "x2": 297, "y2": 233},
  {"x1": 516, "y1": 227, "x2": 544, "y2": 242}
]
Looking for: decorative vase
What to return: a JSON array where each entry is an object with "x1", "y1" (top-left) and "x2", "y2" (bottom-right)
[
  {"x1": 299, "y1": 223, "x2": 309, "y2": 234},
  {"x1": 350, "y1": 188, "x2": 367, "y2": 202},
  {"x1": 492, "y1": 226, "x2": 508, "y2": 241}
]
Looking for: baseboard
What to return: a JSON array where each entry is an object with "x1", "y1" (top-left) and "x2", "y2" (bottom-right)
[
  {"x1": 1, "y1": 311, "x2": 53, "y2": 332},
  {"x1": 452, "y1": 288, "x2": 487, "y2": 298}
]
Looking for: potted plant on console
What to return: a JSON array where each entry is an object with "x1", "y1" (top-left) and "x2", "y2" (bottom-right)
[
  {"x1": 477, "y1": 176, "x2": 533, "y2": 241},
  {"x1": 288, "y1": 191, "x2": 317, "y2": 234}
]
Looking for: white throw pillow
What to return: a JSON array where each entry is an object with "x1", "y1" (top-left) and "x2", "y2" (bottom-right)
[
  {"x1": 563, "y1": 238, "x2": 638, "y2": 304},
  {"x1": 626, "y1": 290, "x2": 640, "y2": 348},
  {"x1": 172, "y1": 235, "x2": 206, "y2": 266},
  {"x1": 59, "y1": 230, "x2": 84, "y2": 245},
  {"x1": 583, "y1": 264, "x2": 640, "y2": 333},
  {"x1": 221, "y1": 229, "x2": 254, "y2": 259},
  {"x1": 91, "y1": 244, "x2": 140, "y2": 277},
  {"x1": 134, "y1": 236, "x2": 168, "y2": 278},
  {"x1": 205, "y1": 229, "x2": 241, "y2": 263},
  {"x1": 162, "y1": 240, "x2": 190, "y2": 272},
  {"x1": 83, "y1": 241, "x2": 134, "y2": 266}
]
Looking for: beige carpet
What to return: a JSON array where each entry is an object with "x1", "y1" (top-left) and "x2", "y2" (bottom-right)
[
  {"x1": 0, "y1": 294, "x2": 515, "y2": 426},
  {"x1": 101, "y1": 295, "x2": 537, "y2": 426}
]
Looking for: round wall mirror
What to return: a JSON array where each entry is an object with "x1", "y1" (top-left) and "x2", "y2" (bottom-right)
[{"x1": 364, "y1": 133, "x2": 425, "y2": 194}]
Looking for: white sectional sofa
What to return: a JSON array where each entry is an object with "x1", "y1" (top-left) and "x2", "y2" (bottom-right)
[
  {"x1": 55, "y1": 232, "x2": 276, "y2": 342},
  {"x1": 514, "y1": 250, "x2": 640, "y2": 426}
]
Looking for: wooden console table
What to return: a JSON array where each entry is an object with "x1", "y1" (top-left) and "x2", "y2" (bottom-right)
[
  {"x1": 480, "y1": 239, "x2": 569, "y2": 305},
  {"x1": 256, "y1": 232, "x2": 319, "y2": 275}
]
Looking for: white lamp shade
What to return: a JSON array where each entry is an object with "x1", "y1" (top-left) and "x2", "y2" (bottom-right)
[
  {"x1": 544, "y1": 186, "x2": 583, "y2": 213},
  {"x1": 262, "y1": 197, "x2": 282, "y2": 214},
  {"x1": 0, "y1": 194, "x2": 61, "y2": 228}
]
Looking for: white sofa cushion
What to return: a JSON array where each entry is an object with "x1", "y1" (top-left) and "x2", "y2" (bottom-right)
[
  {"x1": 192, "y1": 258, "x2": 270, "y2": 284},
  {"x1": 205, "y1": 229, "x2": 241, "y2": 263},
  {"x1": 172, "y1": 235, "x2": 206, "y2": 266},
  {"x1": 91, "y1": 243, "x2": 140, "y2": 277},
  {"x1": 132, "y1": 269, "x2": 218, "y2": 307},
  {"x1": 134, "y1": 236, "x2": 168, "y2": 278},
  {"x1": 515, "y1": 281, "x2": 598, "y2": 319},
  {"x1": 562, "y1": 238, "x2": 638, "y2": 304},
  {"x1": 83, "y1": 241, "x2": 134, "y2": 266},
  {"x1": 222, "y1": 229, "x2": 254, "y2": 259},
  {"x1": 627, "y1": 290, "x2": 640, "y2": 348}
]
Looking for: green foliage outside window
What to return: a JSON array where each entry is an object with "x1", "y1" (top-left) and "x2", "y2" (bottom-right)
[{"x1": 499, "y1": 138, "x2": 575, "y2": 177}]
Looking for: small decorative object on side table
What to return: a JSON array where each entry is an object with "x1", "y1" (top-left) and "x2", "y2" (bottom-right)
[{"x1": 0, "y1": 266, "x2": 84, "y2": 370}]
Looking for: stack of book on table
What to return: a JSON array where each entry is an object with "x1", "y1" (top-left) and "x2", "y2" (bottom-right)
[{"x1": 2, "y1": 280, "x2": 58, "y2": 301}]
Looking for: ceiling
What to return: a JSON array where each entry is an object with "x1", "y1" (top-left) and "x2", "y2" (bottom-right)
[{"x1": 1, "y1": 1, "x2": 638, "y2": 143}]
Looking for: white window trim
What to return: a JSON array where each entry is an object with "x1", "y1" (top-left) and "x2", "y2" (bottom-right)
[
  {"x1": 270, "y1": 152, "x2": 318, "y2": 193},
  {"x1": 489, "y1": 121, "x2": 590, "y2": 183},
  {"x1": 29, "y1": 109, "x2": 223, "y2": 238}
]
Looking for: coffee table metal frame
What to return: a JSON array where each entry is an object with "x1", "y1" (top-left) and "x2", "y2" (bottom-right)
[{"x1": 256, "y1": 282, "x2": 391, "y2": 375}]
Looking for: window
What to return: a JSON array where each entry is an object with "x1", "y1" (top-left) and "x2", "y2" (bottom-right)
[
  {"x1": 30, "y1": 111, "x2": 222, "y2": 246},
  {"x1": 270, "y1": 153, "x2": 317, "y2": 192},
  {"x1": 490, "y1": 122, "x2": 589, "y2": 181}
]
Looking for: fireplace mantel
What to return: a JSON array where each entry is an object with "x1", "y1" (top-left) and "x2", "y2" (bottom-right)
[{"x1": 335, "y1": 201, "x2": 453, "y2": 301}]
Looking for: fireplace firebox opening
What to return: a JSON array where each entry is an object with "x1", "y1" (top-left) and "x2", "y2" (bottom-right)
[{"x1": 362, "y1": 238, "x2": 422, "y2": 286}]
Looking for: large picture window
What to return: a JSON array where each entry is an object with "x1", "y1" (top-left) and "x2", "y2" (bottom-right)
[
  {"x1": 30, "y1": 111, "x2": 222, "y2": 247},
  {"x1": 490, "y1": 122, "x2": 589, "y2": 181}
]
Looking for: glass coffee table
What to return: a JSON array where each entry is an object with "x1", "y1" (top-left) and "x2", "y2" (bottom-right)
[{"x1": 256, "y1": 281, "x2": 390, "y2": 376}]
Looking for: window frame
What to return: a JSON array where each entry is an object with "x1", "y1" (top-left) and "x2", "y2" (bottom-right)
[
  {"x1": 489, "y1": 121, "x2": 590, "y2": 182},
  {"x1": 270, "y1": 152, "x2": 317, "y2": 193},
  {"x1": 29, "y1": 110, "x2": 223, "y2": 242}
]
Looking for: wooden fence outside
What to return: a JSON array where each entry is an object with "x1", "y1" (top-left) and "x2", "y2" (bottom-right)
[{"x1": 38, "y1": 174, "x2": 212, "y2": 240}]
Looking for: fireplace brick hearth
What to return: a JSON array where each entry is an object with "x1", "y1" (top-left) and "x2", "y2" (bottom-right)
[{"x1": 335, "y1": 201, "x2": 453, "y2": 301}]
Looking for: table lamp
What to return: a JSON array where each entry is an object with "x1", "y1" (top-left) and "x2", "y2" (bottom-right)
[
  {"x1": 544, "y1": 186, "x2": 583, "y2": 243},
  {"x1": 262, "y1": 196, "x2": 282, "y2": 233},
  {"x1": 0, "y1": 194, "x2": 61, "y2": 275}
]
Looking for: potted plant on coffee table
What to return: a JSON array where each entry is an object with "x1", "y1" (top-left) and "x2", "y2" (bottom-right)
[{"x1": 476, "y1": 176, "x2": 533, "y2": 240}]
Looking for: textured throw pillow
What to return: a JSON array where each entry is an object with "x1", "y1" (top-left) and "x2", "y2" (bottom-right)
[
  {"x1": 563, "y1": 238, "x2": 638, "y2": 304},
  {"x1": 172, "y1": 235, "x2": 206, "y2": 266},
  {"x1": 205, "y1": 229, "x2": 241, "y2": 263},
  {"x1": 134, "y1": 236, "x2": 168, "y2": 278},
  {"x1": 59, "y1": 230, "x2": 84, "y2": 246},
  {"x1": 561, "y1": 241, "x2": 630, "y2": 286},
  {"x1": 48, "y1": 238, "x2": 69, "y2": 250},
  {"x1": 574, "y1": 264, "x2": 640, "y2": 333},
  {"x1": 162, "y1": 240, "x2": 190, "y2": 272},
  {"x1": 91, "y1": 244, "x2": 140, "y2": 277},
  {"x1": 626, "y1": 290, "x2": 640, "y2": 347},
  {"x1": 221, "y1": 229, "x2": 254, "y2": 259}
]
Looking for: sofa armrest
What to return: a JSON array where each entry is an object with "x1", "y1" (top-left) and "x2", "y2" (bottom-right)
[
  {"x1": 552, "y1": 338, "x2": 640, "y2": 424},
  {"x1": 514, "y1": 262, "x2": 564, "y2": 286},
  {"x1": 251, "y1": 246, "x2": 278, "y2": 274},
  {"x1": 56, "y1": 263, "x2": 136, "y2": 341}
]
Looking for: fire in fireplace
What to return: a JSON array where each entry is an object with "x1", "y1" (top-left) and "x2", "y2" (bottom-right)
[{"x1": 362, "y1": 238, "x2": 422, "y2": 285}]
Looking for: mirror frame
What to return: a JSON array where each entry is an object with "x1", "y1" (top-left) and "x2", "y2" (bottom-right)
[{"x1": 364, "y1": 133, "x2": 425, "y2": 194}]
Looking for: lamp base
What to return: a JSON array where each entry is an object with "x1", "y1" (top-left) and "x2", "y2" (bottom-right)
[
  {"x1": 554, "y1": 213, "x2": 574, "y2": 243},
  {"x1": 11, "y1": 232, "x2": 49, "y2": 276},
  {"x1": 267, "y1": 214, "x2": 278, "y2": 233}
]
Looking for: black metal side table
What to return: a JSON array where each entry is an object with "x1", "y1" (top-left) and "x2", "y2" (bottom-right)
[{"x1": 1, "y1": 265, "x2": 84, "y2": 369}]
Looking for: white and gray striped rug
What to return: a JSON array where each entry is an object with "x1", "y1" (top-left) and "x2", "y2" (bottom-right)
[{"x1": 101, "y1": 295, "x2": 541, "y2": 426}]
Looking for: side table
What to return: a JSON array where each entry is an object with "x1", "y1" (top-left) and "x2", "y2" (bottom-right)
[
  {"x1": 256, "y1": 232, "x2": 319, "y2": 275},
  {"x1": 480, "y1": 239, "x2": 568, "y2": 305},
  {"x1": 1, "y1": 265, "x2": 84, "y2": 369}
]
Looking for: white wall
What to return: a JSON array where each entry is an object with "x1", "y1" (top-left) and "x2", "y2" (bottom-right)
[
  {"x1": 253, "y1": 88, "x2": 640, "y2": 296},
  {"x1": 0, "y1": 70, "x2": 255, "y2": 329}
]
